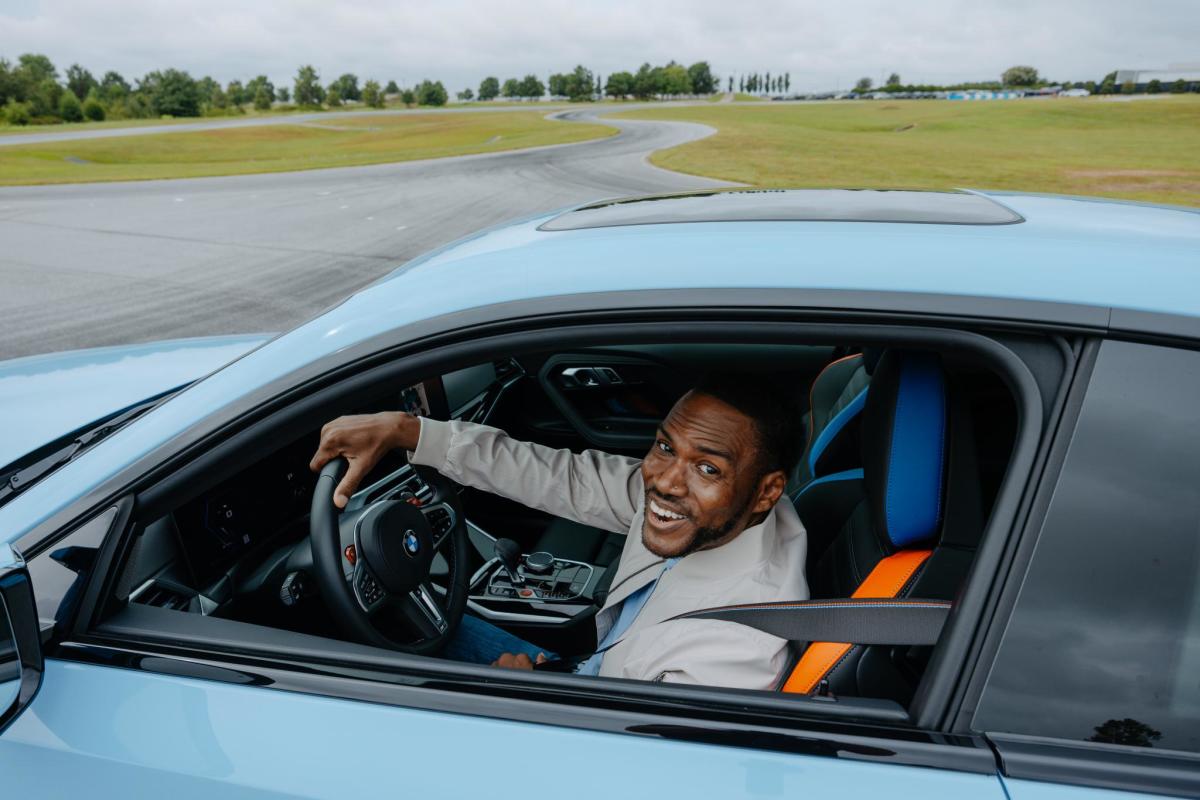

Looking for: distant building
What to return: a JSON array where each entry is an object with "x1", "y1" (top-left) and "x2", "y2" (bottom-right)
[{"x1": 1114, "y1": 63, "x2": 1200, "y2": 90}]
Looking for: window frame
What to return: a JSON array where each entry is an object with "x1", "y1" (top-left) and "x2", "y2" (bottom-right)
[
  {"x1": 958, "y1": 335, "x2": 1200, "y2": 799},
  {"x1": 25, "y1": 306, "x2": 1051, "y2": 774}
]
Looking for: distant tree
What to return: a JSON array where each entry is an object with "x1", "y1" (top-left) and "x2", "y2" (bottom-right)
[
  {"x1": 362, "y1": 79, "x2": 384, "y2": 108},
  {"x1": 226, "y1": 80, "x2": 247, "y2": 105},
  {"x1": 784, "y1": 73, "x2": 790, "y2": 92},
  {"x1": 1084, "y1": 81, "x2": 1096, "y2": 93},
  {"x1": 547, "y1": 72, "x2": 566, "y2": 97},
  {"x1": 65, "y1": 64, "x2": 97, "y2": 102},
  {"x1": 294, "y1": 65, "x2": 323, "y2": 106},
  {"x1": 1121, "y1": 80, "x2": 1136, "y2": 94},
  {"x1": 660, "y1": 62, "x2": 691, "y2": 96},
  {"x1": 83, "y1": 88, "x2": 105, "y2": 121},
  {"x1": 561, "y1": 65, "x2": 594, "y2": 101},
  {"x1": 1170, "y1": 78, "x2": 1187, "y2": 93},
  {"x1": 275, "y1": 86, "x2": 290, "y2": 103},
  {"x1": 1089, "y1": 719, "x2": 1162, "y2": 748},
  {"x1": 1098, "y1": 71, "x2": 1117, "y2": 94},
  {"x1": 478, "y1": 76, "x2": 500, "y2": 100},
  {"x1": 400, "y1": 88, "x2": 415, "y2": 106},
  {"x1": 727, "y1": 75, "x2": 733, "y2": 93},
  {"x1": 207, "y1": 83, "x2": 229, "y2": 111},
  {"x1": 738, "y1": 75, "x2": 744, "y2": 92},
  {"x1": 854, "y1": 76, "x2": 873, "y2": 93},
  {"x1": 28, "y1": 77, "x2": 62, "y2": 116},
  {"x1": 253, "y1": 84, "x2": 272, "y2": 110},
  {"x1": 455, "y1": 87, "x2": 473, "y2": 101},
  {"x1": 246, "y1": 75, "x2": 275, "y2": 103},
  {"x1": 333, "y1": 73, "x2": 360, "y2": 101},
  {"x1": 142, "y1": 69, "x2": 201, "y2": 117},
  {"x1": 325, "y1": 84, "x2": 343, "y2": 106},
  {"x1": 17, "y1": 53, "x2": 57, "y2": 84},
  {"x1": 518, "y1": 74, "x2": 544, "y2": 100},
  {"x1": 886, "y1": 72, "x2": 901, "y2": 87},
  {"x1": 57, "y1": 89, "x2": 83, "y2": 122},
  {"x1": 0, "y1": 59, "x2": 21, "y2": 105},
  {"x1": 633, "y1": 62, "x2": 660, "y2": 99},
  {"x1": 687, "y1": 61, "x2": 716, "y2": 94},
  {"x1": 1002, "y1": 65, "x2": 1039, "y2": 86},
  {"x1": 595, "y1": 74, "x2": 602, "y2": 98},
  {"x1": 417, "y1": 79, "x2": 448, "y2": 106},
  {"x1": 501, "y1": 77, "x2": 520, "y2": 99},
  {"x1": 1147, "y1": 79, "x2": 1162, "y2": 94},
  {"x1": 385, "y1": 79, "x2": 400, "y2": 95},
  {"x1": 605, "y1": 71, "x2": 633, "y2": 99},
  {"x1": 3, "y1": 99, "x2": 30, "y2": 125},
  {"x1": 100, "y1": 70, "x2": 130, "y2": 103}
]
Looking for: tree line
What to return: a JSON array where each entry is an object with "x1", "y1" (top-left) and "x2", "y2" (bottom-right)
[
  {"x1": 471, "y1": 61, "x2": 717, "y2": 102},
  {"x1": 0, "y1": 53, "x2": 454, "y2": 126}
]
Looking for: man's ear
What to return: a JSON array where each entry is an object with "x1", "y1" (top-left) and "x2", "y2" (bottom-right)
[{"x1": 753, "y1": 470, "x2": 787, "y2": 513}]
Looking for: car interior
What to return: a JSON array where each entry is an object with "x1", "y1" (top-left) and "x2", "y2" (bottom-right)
[{"x1": 55, "y1": 337, "x2": 1022, "y2": 710}]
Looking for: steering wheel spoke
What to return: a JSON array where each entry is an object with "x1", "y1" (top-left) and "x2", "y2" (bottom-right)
[
  {"x1": 350, "y1": 561, "x2": 391, "y2": 615},
  {"x1": 403, "y1": 582, "x2": 449, "y2": 639},
  {"x1": 421, "y1": 501, "x2": 457, "y2": 551}
]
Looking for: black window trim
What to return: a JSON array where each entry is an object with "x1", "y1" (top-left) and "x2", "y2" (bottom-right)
[
  {"x1": 958, "y1": 336, "x2": 1200, "y2": 800},
  {"x1": 21, "y1": 309, "x2": 1046, "y2": 773}
]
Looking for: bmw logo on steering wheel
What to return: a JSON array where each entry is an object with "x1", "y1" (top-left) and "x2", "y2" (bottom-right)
[{"x1": 403, "y1": 530, "x2": 421, "y2": 557}]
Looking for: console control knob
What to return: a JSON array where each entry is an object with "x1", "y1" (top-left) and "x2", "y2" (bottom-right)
[{"x1": 525, "y1": 551, "x2": 555, "y2": 573}]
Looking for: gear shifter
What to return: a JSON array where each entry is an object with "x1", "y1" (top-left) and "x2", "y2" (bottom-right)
[{"x1": 493, "y1": 538, "x2": 525, "y2": 587}]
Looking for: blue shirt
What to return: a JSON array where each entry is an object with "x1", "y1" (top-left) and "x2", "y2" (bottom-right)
[{"x1": 575, "y1": 558, "x2": 679, "y2": 676}]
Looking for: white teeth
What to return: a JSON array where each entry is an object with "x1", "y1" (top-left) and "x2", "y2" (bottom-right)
[{"x1": 650, "y1": 500, "x2": 686, "y2": 520}]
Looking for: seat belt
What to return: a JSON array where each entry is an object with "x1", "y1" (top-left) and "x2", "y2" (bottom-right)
[{"x1": 667, "y1": 597, "x2": 951, "y2": 646}]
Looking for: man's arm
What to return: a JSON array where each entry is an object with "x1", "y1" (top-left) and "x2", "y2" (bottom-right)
[{"x1": 310, "y1": 412, "x2": 642, "y2": 533}]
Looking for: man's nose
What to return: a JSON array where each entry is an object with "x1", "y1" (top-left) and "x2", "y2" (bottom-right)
[{"x1": 652, "y1": 457, "x2": 687, "y2": 496}]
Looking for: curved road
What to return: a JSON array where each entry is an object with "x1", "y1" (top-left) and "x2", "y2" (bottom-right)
[{"x1": 0, "y1": 110, "x2": 731, "y2": 360}]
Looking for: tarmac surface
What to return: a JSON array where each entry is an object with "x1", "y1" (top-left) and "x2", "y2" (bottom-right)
[{"x1": 0, "y1": 109, "x2": 731, "y2": 360}]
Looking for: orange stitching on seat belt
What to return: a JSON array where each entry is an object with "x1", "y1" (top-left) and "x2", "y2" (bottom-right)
[{"x1": 782, "y1": 549, "x2": 933, "y2": 694}]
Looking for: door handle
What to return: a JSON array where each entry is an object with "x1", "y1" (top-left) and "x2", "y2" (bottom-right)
[{"x1": 560, "y1": 367, "x2": 623, "y2": 388}]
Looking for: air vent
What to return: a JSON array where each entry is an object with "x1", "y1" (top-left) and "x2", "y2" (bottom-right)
[{"x1": 131, "y1": 580, "x2": 191, "y2": 610}]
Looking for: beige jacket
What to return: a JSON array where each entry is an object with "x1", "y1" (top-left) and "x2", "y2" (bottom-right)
[{"x1": 411, "y1": 418, "x2": 810, "y2": 691}]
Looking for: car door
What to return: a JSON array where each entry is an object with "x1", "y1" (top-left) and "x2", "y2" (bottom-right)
[
  {"x1": 966, "y1": 339, "x2": 1200, "y2": 799},
  {"x1": 0, "y1": 510, "x2": 1010, "y2": 800}
]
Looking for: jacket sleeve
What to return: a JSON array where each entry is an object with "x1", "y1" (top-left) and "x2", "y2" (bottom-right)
[
  {"x1": 410, "y1": 418, "x2": 643, "y2": 534},
  {"x1": 613, "y1": 620, "x2": 792, "y2": 692}
]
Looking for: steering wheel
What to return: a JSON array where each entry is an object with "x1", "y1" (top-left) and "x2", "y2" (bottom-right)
[{"x1": 310, "y1": 458, "x2": 470, "y2": 655}]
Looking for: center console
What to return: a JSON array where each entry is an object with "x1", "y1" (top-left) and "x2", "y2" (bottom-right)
[{"x1": 465, "y1": 526, "x2": 607, "y2": 625}]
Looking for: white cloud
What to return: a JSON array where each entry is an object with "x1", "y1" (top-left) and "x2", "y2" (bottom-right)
[{"x1": 1, "y1": 0, "x2": 1196, "y2": 92}]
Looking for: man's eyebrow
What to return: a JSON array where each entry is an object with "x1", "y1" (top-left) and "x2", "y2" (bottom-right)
[{"x1": 695, "y1": 443, "x2": 734, "y2": 461}]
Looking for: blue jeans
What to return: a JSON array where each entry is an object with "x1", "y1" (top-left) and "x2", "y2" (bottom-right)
[{"x1": 442, "y1": 613, "x2": 559, "y2": 664}]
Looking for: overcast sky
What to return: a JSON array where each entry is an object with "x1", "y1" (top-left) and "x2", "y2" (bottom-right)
[{"x1": 2, "y1": 0, "x2": 1197, "y2": 92}]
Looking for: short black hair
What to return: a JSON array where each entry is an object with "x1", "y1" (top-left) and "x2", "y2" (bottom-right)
[{"x1": 691, "y1": 372, "x2": 802, "y2": 478}]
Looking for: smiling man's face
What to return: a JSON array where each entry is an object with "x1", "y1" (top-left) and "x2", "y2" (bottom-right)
[{"x1": 640, "y1": 390, "x2": 786, "y2": 558}]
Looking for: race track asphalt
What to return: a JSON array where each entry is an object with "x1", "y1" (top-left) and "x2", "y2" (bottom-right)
[{"x1": 0, "y1": 109, "x2": 732, "y2": 360}]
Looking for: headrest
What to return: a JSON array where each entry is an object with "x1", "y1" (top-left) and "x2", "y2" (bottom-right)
[
  {"x1": 806, "y1": 354, "x2": 870, "y2": 479},
  {"x1": 861, "y1": 351, "x2": 947, "y2": 549}
]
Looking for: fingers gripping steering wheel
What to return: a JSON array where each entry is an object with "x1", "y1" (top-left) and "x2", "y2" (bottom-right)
[{"x1": 310, "y1": 458, "x2": 469, "y2": 655}]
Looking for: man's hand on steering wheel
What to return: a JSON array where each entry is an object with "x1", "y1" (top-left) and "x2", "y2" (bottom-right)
[{"x1": 309, "y1": 411, "x2": 422, "y2": 507}]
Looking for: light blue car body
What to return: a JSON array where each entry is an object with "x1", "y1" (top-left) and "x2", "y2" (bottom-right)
[{"x1": 1, "y1": 190, "x2": 1195, "y2": 798}]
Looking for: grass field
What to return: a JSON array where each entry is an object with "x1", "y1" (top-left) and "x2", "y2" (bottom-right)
[
  {"x1": 0, "y1": 110, "x2": 615, "y2": 185},
  {"x1": 614, "y1": 96, "x2": 1200, "y2": 206}
]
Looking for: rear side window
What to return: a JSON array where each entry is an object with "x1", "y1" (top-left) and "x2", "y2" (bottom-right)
[{"x1": 974, "y1": 340, "x2": 1200, "y2": 754}]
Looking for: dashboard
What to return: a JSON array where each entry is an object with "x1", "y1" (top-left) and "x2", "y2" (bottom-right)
[{"x1": 172, "y1": 377, "x2": 450, "y2": 588}]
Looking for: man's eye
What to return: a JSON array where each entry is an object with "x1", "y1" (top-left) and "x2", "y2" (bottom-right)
[
  {"x1": 699, "y1": 463, "x2": 719, "y2": 476},
  {"x1": 656, "y1": 441, "x2": 673, "y2": 454}
]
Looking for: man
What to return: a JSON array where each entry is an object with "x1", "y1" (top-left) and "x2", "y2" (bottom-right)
[{"x1": 310, "y1": 374, "x2": 809, "y2": 691}]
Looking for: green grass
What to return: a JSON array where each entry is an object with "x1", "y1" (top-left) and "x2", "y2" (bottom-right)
[
  {"x1": 0, "y1": 110, "x2": 616, "y2": 185},
  {"x1": 612, "y1": 96, "x2": 1200, "y2": 206}
]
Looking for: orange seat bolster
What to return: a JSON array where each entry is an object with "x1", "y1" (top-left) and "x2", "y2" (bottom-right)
[{"x1": 781, "y1": 549, "x2": 933, "y2": 694}]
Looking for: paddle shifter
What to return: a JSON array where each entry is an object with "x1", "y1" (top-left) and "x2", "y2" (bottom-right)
[{"x1": 493, "y1": 538, "x2": 525, "y2": 587}]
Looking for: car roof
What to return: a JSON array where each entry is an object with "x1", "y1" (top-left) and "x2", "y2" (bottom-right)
[{"x1": 378, "y1": 189, "x2": 1199, "y2": 323}]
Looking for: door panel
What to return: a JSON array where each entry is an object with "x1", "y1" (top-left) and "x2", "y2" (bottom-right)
[{"x1": 0, "y1": 658, "x2": 1008, "y2": 799}]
